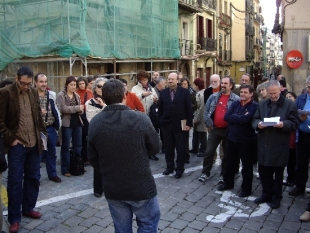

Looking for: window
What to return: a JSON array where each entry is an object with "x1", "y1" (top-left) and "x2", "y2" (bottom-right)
[{"x1": 224, "y1": 1, "x2": 227, "y2": 15}]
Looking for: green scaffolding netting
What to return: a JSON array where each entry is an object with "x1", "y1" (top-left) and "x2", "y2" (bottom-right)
[{"x1": 0, "y1": 0, "x2": 180, "y2": 71}]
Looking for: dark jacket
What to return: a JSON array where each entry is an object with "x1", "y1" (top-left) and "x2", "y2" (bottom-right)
[
  {"x1": 252, "y1": 95, "x2": 299, "y2": 167},
  {"x1": 0, "y1": 133, "x2": 7, "y2": 173},
  {"x1": 88, "y1": 104, "x2": 160, "y2": 201},
  {"x1": 224, "y1": 99, "x2": 257, "y2": 142},
  {"x1": 203, "y1": 86, "x2": 213, "y2": 105},
  {"x1": 0, "y1": 82, "x2": 47, "y2": 154},
  {"x1": 158, "y1": 86, "x2": 193, "y2": 132}
]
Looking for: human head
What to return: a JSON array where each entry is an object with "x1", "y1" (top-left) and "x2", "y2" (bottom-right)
[
  {"x1": 168, "y1": 72, "x2": 178, "y2": 89},
  {"x1": 239, "y1": 84, "x2": 254, "y2": 102},
  {"x1": 193, "y1": 78, "x2": 205, "y2": 91},
  {"x1": 177, "y1": 72, "x2": 183, "y2": 83},
  {"x1": 93, "y1": 73, "x2": 101, "y2": 80},
  {"x1": 155, "y1": 76, "x2": 166, "y2": 91},
  {"x1": 118, "y1": 78, "x2": 129, "y2": 93},
  {"x1": 305, "y1": 76, "x2": 310, "y2": 94},
  {"x1": 15, "y1": 66, "x2": 34, "y2": 92},
  {"x1": 210, "y1": 74, "x2": 220, "y2": 89},
  {"x1": 152, "y1": 71, "x2": 160, "y2": 82},
  {"x1": 102, "y1": 79, "x2": 125, "y2": 105},
  {"x1": 137, "y1": 70, "x2": 149, "y2": 87},
  {"x1": 87, "y1": 76, "x2": 95, "y2": 91},
  {"x1": 261, "y1": 77, "x2": 269, "y2": 83},
  {"x1": 180, "y1": 77, "x2": 191, "y2": 89},
  {"x1": 76, "y1": 77, "x2": 88, "y2": 90},
  {"x1": 267, "y1": 80, "x2": 281, "y2": 102},
  {"x1": 285, "y1": 91, "x2": 297, "y2": 102},
  {"x1": 34, "y1": 73, "x2": 48, "y2": 93},
  {"x1": 65, "y1": 76, "x2": 77, "y2": 93},
  {"x1": 221, "y1": 76, "x2": 235, "y2": 94},
  {"x1": 277, "y1": 74, "x2": 286, "y2": 81},
  {"x1": 240, "y1": 73, "x2": 251, "y2": 85},
  {"x1": 279, "y1": 79, "x2": 286, "y2": 88},
  {"x1": 257, "y1": 82, "x2": 268, "y2": 99},
  {"x1": 92, "y1": 77, "x2": 108, "y2": 97},
  {"x1": 0, "y1": 78, "x2": 13, "y2": 88}
]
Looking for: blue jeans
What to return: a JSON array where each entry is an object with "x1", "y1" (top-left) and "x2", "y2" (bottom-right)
[
  {"x1": 61, "y1": 126, "x2": 82, "y2": 174},
  {"x1": 7, "y1": 144, "x2": 40, "y2": 224},
  {"x1": 41, "y1": 126, "x2": 58, "y2": 178},
  {"x1": 107, "y1": 196, "x2": 160, "y2": 233}
]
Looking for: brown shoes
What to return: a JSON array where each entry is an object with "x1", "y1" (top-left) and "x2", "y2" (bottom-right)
[
  {"x1": 300, "y1": 211, "x2": 310, "y2": 222},
  {"x1": 49, "y1": 176, "x2": 62, "y2": 183},
  {"x1": 9, "y1": 222, "x2": 19, "y2": 233},
  {"x1": 22, "y1": 210, "x2": 42, "y2": 219}
]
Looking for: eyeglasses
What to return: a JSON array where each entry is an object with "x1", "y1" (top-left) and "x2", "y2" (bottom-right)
[
  {"x1": 18, "y1": 80, "x2": 32, "y2": 87},
  {"x1": 96, "y1": 84, "x2": 103, "y2": 89}
]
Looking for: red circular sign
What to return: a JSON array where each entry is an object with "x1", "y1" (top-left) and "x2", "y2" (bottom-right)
[{"x1": 286, "y1": 50, "x2": 303, "y2": 69}]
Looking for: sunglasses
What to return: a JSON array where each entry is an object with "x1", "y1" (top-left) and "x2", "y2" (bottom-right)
[{"x1": 96, "y1": 84, "x2": 103, "y2": 89}]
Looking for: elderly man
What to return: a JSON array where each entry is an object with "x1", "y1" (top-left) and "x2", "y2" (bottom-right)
[
  {"x1": 252, "y1": 80, "x2": 299, "y2": 209},
  {"x1": 88, "y1": 79, "x2": 160, "y2": 232},
  {"x1": 233, "y1": 73, "x2": 258, "y2": 102},
  {"x1": 154, "y1": 76, "x2": 166, "y2": 97},
  {"x1": 198, "y1": 76, "x2": 239, "y2": 182},
  {"x1": 0, "y1": 66, "x2": 47, "y2": 232},
  {"x1": 158, "y1": 72, "x2": 193, "y2": 179},
  {"x1": 203, "y1": 74, "x2": 221, "y2": 104}
]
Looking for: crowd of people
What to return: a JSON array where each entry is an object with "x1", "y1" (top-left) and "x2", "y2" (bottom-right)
[{"x1": 0, "y1": 66, "x2": 310, "y2": 232}]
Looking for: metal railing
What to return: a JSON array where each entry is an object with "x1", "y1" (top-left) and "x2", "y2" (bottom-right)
[
  {"x1": 245, "y1": 23, "x2": 254, "y2": 35},
  {"x1": 219, "y1": 50, "x2": 231, "y2": 61},
  {"x1": 197, "y1": 37, "x2": 217, "y2": 51},
  {"x1": 179, "y1": 39, "x2": 193, "y2": 55},
  {"x1": 197, "y1": 0, "x2": 216, "y2": 10},
  {"x1": 179, "y1": 0, "x2": 199, "y2": 6}
]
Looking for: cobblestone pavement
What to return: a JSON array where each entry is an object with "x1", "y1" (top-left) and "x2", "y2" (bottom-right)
[{"x1": 2, "y1": 144, "x2": 310, "y2": 233}]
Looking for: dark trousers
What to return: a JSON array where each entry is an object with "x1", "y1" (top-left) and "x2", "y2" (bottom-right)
[
  {"x1": 161, "y1": 124, "x2": 187, "y2": 175},
  {"x1": 185, "y1": 131, "x2": 190, "y2": 162},
  {"x1": 202, "y1": 128, "x2": 227, "y2": 176},
  {"x1": 81, "y1": 118, "x2": 89, "y2": 162},
  {"x1": 259, "y1": 164, "x2": 285, "y2": 201},
  {"x1": 223, "y1": 139, "x2": 255, "y2": 194},
  {"x1": 192, "y1": 130, "x2": 207, "y2": 153},
  {"x1": 295, "y1": 131, "x2": 310, "y2": 190},
  {"x1": 7, "y1": 144, "x2": 40, "y2": 224},
  {"x1": 93, "y1": 169, "x2": 103, "y2": 195},
  {"x1": 153, "y1": 124, "x2": 165, "y2": 150},
  {"x1": 286, "y1": 148, "x2": 296, "y2": 183}
]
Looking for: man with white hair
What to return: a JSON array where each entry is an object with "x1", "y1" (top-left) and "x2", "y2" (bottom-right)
[{"x1": 203, "y1": 74, "x2": 221, "y2": 104}]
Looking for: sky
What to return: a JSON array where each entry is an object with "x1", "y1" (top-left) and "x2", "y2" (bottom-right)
[{"x1": 259, "y1": 0, "x2": 278, "y2": 30}]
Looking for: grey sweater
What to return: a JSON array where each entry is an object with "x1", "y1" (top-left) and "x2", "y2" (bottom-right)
[{"x1": 88, "y1": 104, "x2": 160, "y2": 201}]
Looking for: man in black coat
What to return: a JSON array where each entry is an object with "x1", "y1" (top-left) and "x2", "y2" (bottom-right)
[
  {"x1": 252, "y1": 80, "x2": 299, "y2": 209},
  {"x1": 88, "y1": 79, "x2": 160, "y2": 232},
  {"x1": 158, "y1": 72, "x2": 193, "y2": 179}
]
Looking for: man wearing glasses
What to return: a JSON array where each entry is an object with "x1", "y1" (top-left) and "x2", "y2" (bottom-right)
[{"x1": 0, "y1": 66, "x2": 46, "y2": 233}]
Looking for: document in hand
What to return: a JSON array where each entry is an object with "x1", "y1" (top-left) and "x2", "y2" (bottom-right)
[
  {"x1": 40, "y1": 132, "x2": 48, "y2": 151},
  {"x1": 181, "y1": 119, "x2": 187, "y2": 131},
  {"x1": 261, "y1": 117, "x2": 280, "y2": 127}
]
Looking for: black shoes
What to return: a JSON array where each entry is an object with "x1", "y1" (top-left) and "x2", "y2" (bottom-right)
[
  {"x1": 217, "y1": 184, "x2": 233, "y2": 191},
  {"x1": 254, "y1": 196, "x2": 272, "y2": 204},
  {"x1": 185, "y1": 159, "x2": 190, "y2": 164},
  {"x1": 94, "y1": 193, "x2": 102, "y2": 198},
  {"x1": 174, "y1": 173, "x2": 182, "y2": 179},
  {"x1": 189, "y1": 149, "x2": 198, "y2": 154},
  {"x1": 149, "y1": 155, "x2": 159, "y2": 161},
  {"x1": 238, "y1": 191, "x2": 251, "y2": 198},
  {"x1": 283, "y1": 180, "x2": 294, "y2": 187},
  {"x1": 197, "y1": 152, "x2": 205, "y2": 157},
  {"x1": 289, "y1": 187, "x2": 305, "y2": 196},
  {"x1": 162, "y1": 170, "x2": 173, "y2": 175},
  {"x1": 270, "y1": 200, "x2": 280, "y2": 209}
]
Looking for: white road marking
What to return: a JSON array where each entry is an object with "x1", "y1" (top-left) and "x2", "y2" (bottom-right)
[{"x1": 3, "y1": 165, "x2": 203, "y2": 215}]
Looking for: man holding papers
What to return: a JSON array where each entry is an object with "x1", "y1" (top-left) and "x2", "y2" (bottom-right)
[{"x1": 252, "y1": 80, "x2": 299, "y2": 209}]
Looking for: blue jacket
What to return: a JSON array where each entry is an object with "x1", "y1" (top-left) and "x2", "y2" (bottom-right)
[
  {"x1": 204, "y1": 91, "x2": 240, "y2": 128},
  {"x1": 296, "y1": 93, "x2": 308, "y2": 110},
  {"x1": 224, "y1": 99, "x2": 257, "y2": 142}
]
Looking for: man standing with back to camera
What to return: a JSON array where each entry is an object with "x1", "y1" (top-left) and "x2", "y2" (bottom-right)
[
  {"x1": 0, "y1": 66, "x2": 47, "y2": 233},
  {"x1": 88, "y1": 79, "x2": 160, "y2": 233}
]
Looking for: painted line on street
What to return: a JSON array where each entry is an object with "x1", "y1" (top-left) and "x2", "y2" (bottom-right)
[{"x1": 3, "y1": 165, "x2": 203, "y2": 216}]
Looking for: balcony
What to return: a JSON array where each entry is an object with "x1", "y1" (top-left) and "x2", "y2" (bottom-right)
[
  {"x1": 218, "y1": 13, "x2": 231, "y2": 28},
  {"x1": 197, "y1": 0, "x2": 216, "y2": 10},
  {"x1": 245, "y1": 23, "x2": 254, "y2": 36},
  {"x1": 179, "y1": 39, "x2": 193, "y2": 55},
  {"x1": 245, "y1": 48, "x2": 254, "y2": 61},
  {"x1": 178, "y1": 0, "x2": 202, "y2": 13},
  {"x1": 219, "y1": 50, "x2": 231, "y2": 61},
  {"x1": 197, "y1": 37, "x2": 217, "y2": 51},
  {"x1": 254, "y1": 14, "x2": 262, "y2": 24},
  {"x1": 254, "y1": 38, "x2": 260, "y2": 47}
]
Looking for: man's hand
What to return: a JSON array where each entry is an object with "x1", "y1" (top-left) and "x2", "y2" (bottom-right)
[
  {"x1": 11, "y1": 139, "x2": 20, "y2": 146},
  {"x1": 300, "y1": 114, "x2": 308, "y2": 122},
  {"x1": 185, "y1": 126, "x2": 191, "y2": 131},
  {"x1": 257, "y1": 121, "x2": 266, "y2": 129},
  {"x1": 274, "y1": 121, "x2": 284, "y2": 128}
]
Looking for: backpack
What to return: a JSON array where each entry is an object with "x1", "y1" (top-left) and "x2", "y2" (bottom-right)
[
  {"x1": 149, "y1": 102, "x2": 160, "y2": 127},
  {"x1": 69, "y1": 149, "x2": 85, "y2": 176}
]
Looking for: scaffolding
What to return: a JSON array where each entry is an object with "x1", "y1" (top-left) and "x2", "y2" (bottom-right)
[{"x1": 0, "y1": 0, "x2": 180, "y2": 71}]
